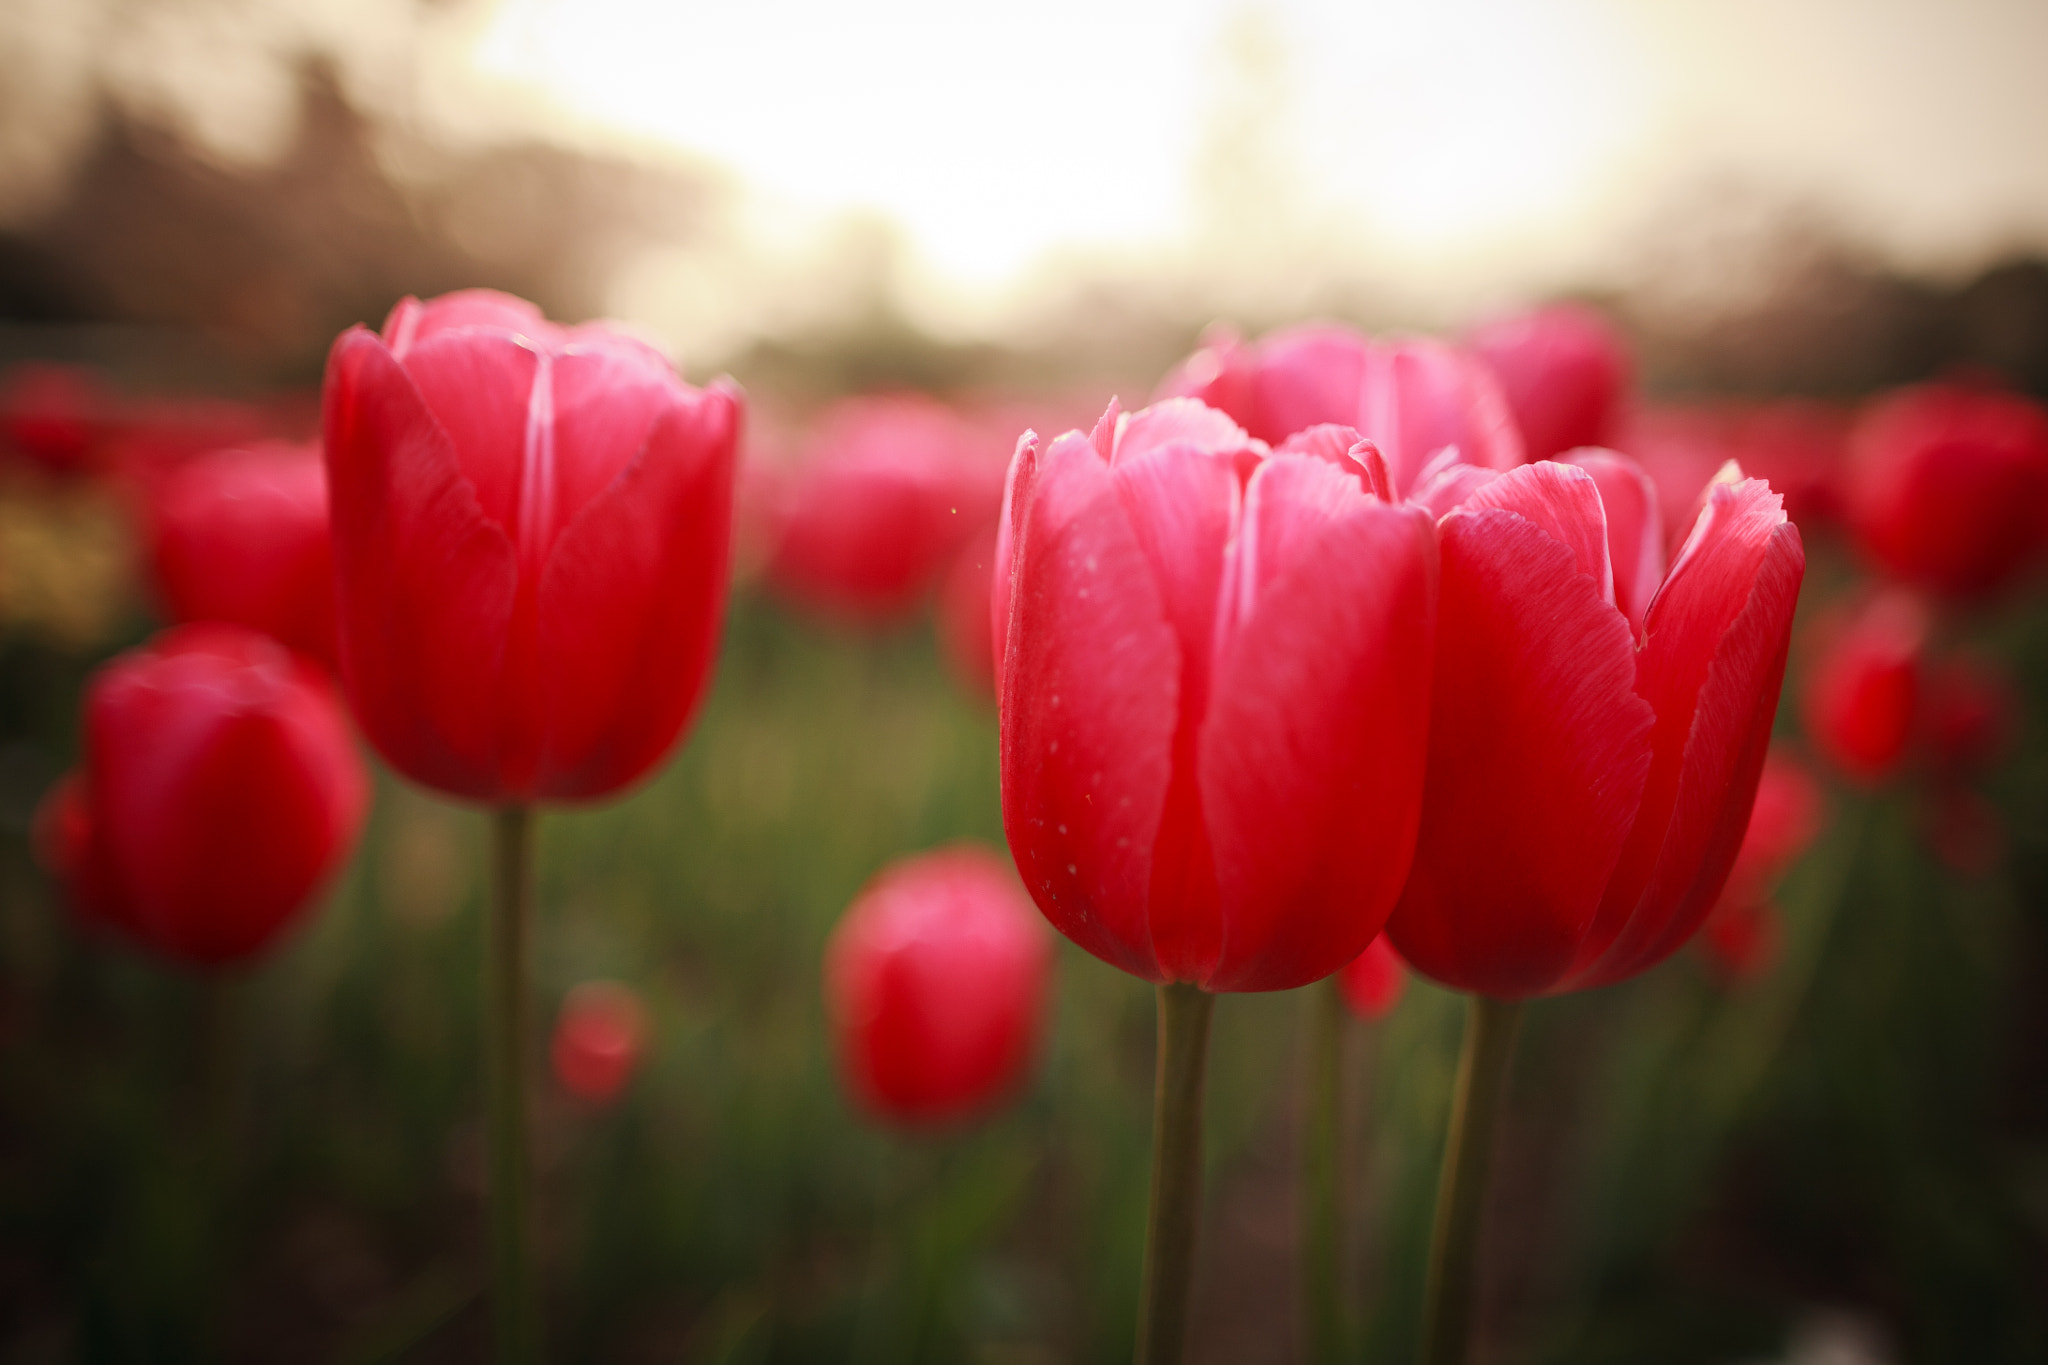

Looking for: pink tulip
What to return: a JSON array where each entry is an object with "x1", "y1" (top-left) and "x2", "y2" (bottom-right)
[
  {"x1": 1158, "y1": 324, "x2": 1524, "y2": 499},
  {"x1": 1387, "y1": 455, "x2": 1805, "y2": 998},
  {"x1": 998, "y1": 399, "x2": 1438, "y2": 992},
  {"x1": 1337, "y1": 934, "x2": 1408, "y2": 1021},
  {"x1": 551, "y1": 981, "x2": 650, "y2": 1105},
  {"x1": 1802, "y1": 591, "x2": 1927, "y2": 786},
  {"x1": 1465, "y1": 303, "x2": 1631, "y2": 462}
]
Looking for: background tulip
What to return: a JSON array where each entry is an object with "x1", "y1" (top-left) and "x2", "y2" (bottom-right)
[
  {"x1": 1465, "y1": 303, "x2": 1631, "y2": 462},
  {"x1": 1337, "y1": 933, "x2": 1408, "y2": 1021},
  {"x1": 1697, "y1": 751, "x2": 1825, "y2": 983},
  {"x1": 0, "y1": 362, "x2": 114, "y2": 476},
  {"x1": 1157, "y1": 324, "x2": 1525, "y2": 498},
  {"x1": 823, "y1": 844, "x2": 1051, "y2": 1126},
  {"x1": 322, "y1": 288, "x2": 741, "y2": 803},
  {"x1": 147, "y1": 440, "x2": 337, "y2": 666},
  {"x1": 36, "y1": 623, "x2": 368, "y2": 966},
  {"x1": 1845, "y1": 381, "x2": 2048, "y2": 599},
  {"x1": 763, "y1": 393, "x2": 1005, "y2": 624},
  {"x1": 1387, "y1": 456, "x2": 1805, "y2": 999},
  {"x1": 551, "y1": 981, "x2": 650, "y2": 1106},
  {"x1": 1802, "y1": 590, "x2": 1927, "y2": 785},
  {"x1": 1000, "y1": 397, "x2": 1439, "y2": 993}
]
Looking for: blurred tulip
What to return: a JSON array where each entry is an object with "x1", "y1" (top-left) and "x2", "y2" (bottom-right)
[
  {"x1": 322, "y1": 289, "x2": 740, "y2": 803},
  {"x1": 101, "y1": 396, "x2": 270, "y2": 495},
  {"x1": 937, "y1": 521, "x2": 1000, "y2": 699},
  {"x1": 1697, "y1": 751, "x2": 1825, "y2": 983},
  {"x1": 0, "y1": 363, "x2": 114, "y2": 475},
  {"x1": 551, "y1": 981, "x2": 650, "y2": 1105},
  {"x1": 1336, "y1": 934, "x2": 1408, "y2": 1021},
  {"x1": 1731, "y1": 400, "x2": 1849, "y2": 529},
  {"x1": 999, "y1": 399, "x2": 1438, "y2": 992},
  {"x1": 36, "y1": 623, "x2": 368, "y2": 966},
  {"x1": 823, "y1": 844, "x2": 1051, "y2": 1126},
  {"x1": 763, "y1": 394, "x2": 1005, "y2": 623},
  {"x1": 147, "y1": 441, "x2": 337, "y2": 666},
  {"x1": 1845, "y1": 381, "x2": 2048, "y2": 599},
  {"x1": 1802, "y1": 590, "x2": 1927, "y2": 785},
  {"x1": 1158, "y1": 324, "x2": 1524, "y2": 498},
  {"x1": 1465, "y1": 303, "x2": 1631, "y2": 462},
  {"x1": 1387, "y1": 455, "x2": 1805, "y2": 998},
  {"x1": 1921, "y1": 655, "x2": 2016, "y2": 777}
]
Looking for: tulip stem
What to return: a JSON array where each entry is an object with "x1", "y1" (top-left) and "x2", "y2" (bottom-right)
[
  {"x1": 1302, "y1": 975, "x2": 1348, "y2": 1364},
  {"x1": 487, "y1": 805, "x2": 541, "y2": 1364},
  {"x1": 1136, "y1": 982, "x2": 1215, "y2": 1365},
  {"x1": 1419, "y1": 994, "x2": 1524, "y2": 1365}
]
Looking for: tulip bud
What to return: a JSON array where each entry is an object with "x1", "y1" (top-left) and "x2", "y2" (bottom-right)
[
  {"x1": 1465, "y1": 303, "x2": 1631, "y2": 462},
  {"x1": 322, "y1": 289, "x2": 740, "y2": 803},
  {"x1": 1802, "y1": 591, "x2": 1927, "y2": 786},
  {"x1": 37, "y1": 623, "x2": 369, "y2": 966},
  {"x1": 823, "y1": 845, "x2": 1051, "y2": 1127},
  {"x1": 1336, "y1": 935, "x2": 1408, "y2": 1021},
  {"x1": 147, "y1": 441, "x2": 337, "y2": 666},
  {"x1": 1845, "y1": 381, "x2": 2048, "y2": 599},
  {"x1": 551, "y1": 981, "x2": 650, "y2": 1105}
]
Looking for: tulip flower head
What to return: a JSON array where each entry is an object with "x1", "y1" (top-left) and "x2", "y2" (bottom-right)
[
  {"x1": 1698, "y1": 751, "x2": 1825, "y2": 983},
  {"x1": 1158, "y1": 324, "x2": 1525, "y2": 497},
  {"x1": 148, "y1": 440, "x2": 337, "y2": 666},
  {"x1": 1802, "y1": 591, "x2": 1927, "y2": 786},
  {"x1": 823, "y1": 844, "x2": 1052, "y2": 1126},
  {"x1": 1465, "y1": 303, "x2": 1631, "y2": 462},
  {"x1": 1845, "y1": 381, "x2": 2048, "y2": 599},
  {"x1": 322, "y1": 290, "x2": 740, "y2": 803},
  {"x1": 551, "y1": 980, "x2": 651, "y2": 1105},
  {"x1": 1387, "y1": 453, "x2": 1805, "y2": 999},
  {"x1": 37, "y1": 623, "x2": 369, "y2": 966},
  {"x1": 0, "y1": 362, "x2": 114, "y2": 476},
  {"x1": 997, "y1": 398, "x2": 1439, "y2": 992},
  {"x1": 1337, "y1": 934, "x2": 1408, "y2": 1021},
  {"x1": 763, "y1": 394, "x2": 1006, "y2": 624}
]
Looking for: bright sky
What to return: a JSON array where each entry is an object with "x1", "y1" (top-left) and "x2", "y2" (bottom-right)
[{"x1": 465, "y1": 0, "x2": 2048, "y2": 331}]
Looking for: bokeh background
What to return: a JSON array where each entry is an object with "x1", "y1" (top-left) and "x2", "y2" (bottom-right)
[{"x1": 3, "y1": 1, "x2": 2048, "y2": 1361}]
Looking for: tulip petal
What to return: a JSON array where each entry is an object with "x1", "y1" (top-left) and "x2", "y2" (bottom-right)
[
  {"x1": 549, "y1": 344, "x2": 681, "y2": 532},
  {"x1": 323, "y1": 328, "x2": 518, "y2": 798},
  {"x1": 1407, "y1": 448, "x2": 1502, "y2": 520},
  {"x1": 1568, "y1": 480, "x2": 1804, "y2": 987},
  {"x1": 1108, "y1": 443, "x2": 1240, "y2": 981},
  {"x1": 1202, "y1": 467, "x2": 1437, "y2": 991},
  {"x1": 384, "y1": 289, "x2": 556, "y2": 357},
  {"x1": 1387, "y1": 506, "x2": 1654, "y2": 998},
  {"x1": 1113, "y1": 397, "x2": 1253, "y2": 465},
  {"x1": 1565, "y1": 449, "x2": 1665, "y2": 634},
  {"x1": 1459, "y1": 461, "x2": 1614, "y2": 606},
  {"x1": 535, "y1": 382, "x2": 741, "y2": 800},
  {"x1": 1001, "y1": 431, "x2": 1180, "y2": 982},
  {"x1": 1249, "y1": 325, "x2": 1370, "y2": 444},
  {"x1": 398, "y1": 329, "x2": 540, "y2": 535}
]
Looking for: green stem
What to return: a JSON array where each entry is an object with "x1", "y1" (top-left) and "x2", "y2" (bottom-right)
[
  {"x1": 1135, "y1": 982, "x2": 1215, "y2": 1365},
  {"x1": 1302, "y1": 976, "x2": 1347, "y2": 1364},
  {"x1": 487, "y1": 805, "x2": 541, "y2": 1364},
  {"x1": 1418, "y1": 994, "x2": 1524, "y2": 1365}
]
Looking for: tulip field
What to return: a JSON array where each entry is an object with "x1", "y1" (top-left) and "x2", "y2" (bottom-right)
[{"x1": 2, "y1": 295, "x2": 2047, "y2": 1365}]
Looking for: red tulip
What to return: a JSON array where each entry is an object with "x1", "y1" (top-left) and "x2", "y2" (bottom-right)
[
  {"x1": 147, "y1": 440, "x2": 336, "y2": 666},
  {"x1": 321, "y1": 289, "x2": 740, "y2": 803},
  {"x1": 1696, "y1": 751, "x2": 1825, "y2": 984},
  {"x1": 1845, "y1": 381, "x2": 2048, "y2": 599},
  {"x1": 36, "y1": 623, "x2": 368, "y2": 966},
  {"x1": 1386, "y1": 455, "x2": 1805, "y2": 998},
  {"x1": 1158, "y1": 324, "x2": 1524, "y2": 499},
  {"x1": 937, "y1": 521, "x2": 1000, "y2": 699},
  {"x1": 1802, "y1": 590, "x2": 1927, "y2": 785},
  {"x1": 551, "y1": 981, "x2": 650, "y2": 1105},
  {"x1": 823, "y1": 844, "x2": 1052, "y2": 1126},
  {"x1": 1337, "y1": 934, "x2": 1408, "y2": 1021},
  {"x1": 101, "y1": 397, "x2": 271, "y2": 496},
  {"x1": 763, "y1": 394, "x2": 1006, "y2": 623},
  {"x1": 998, "y1": 398, "x2": 1438, "y2": 992},
  {"x1": 1921, "y1": 655, "x2": 2015, "y2": 777},
  {"x1": 0, "y1": 363, "x2": 114, "y2": 475},
  {"x1": 1465, "y1": 303, "x2": 1631, "y2": 462}
]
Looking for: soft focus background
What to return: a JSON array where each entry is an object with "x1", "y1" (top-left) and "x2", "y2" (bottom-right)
[{"x1": 3, "y1": 1, "x2": 2048, "y2": 1361}]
